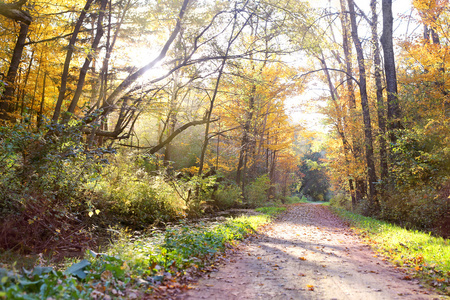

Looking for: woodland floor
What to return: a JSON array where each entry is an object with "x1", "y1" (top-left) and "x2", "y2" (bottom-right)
[{"x1": 174, "y1": 203, "x2": 444, "y2": 300}]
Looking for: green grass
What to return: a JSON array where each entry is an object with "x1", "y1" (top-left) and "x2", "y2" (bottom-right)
[
  {"x1": 0, "y1": 208, "x2": 276, "y2": 299},
  {"x1": 255, "y1": 206, "x2": 286, "y2": 216},
  {"x1": 333, "y1": 208, "x2": 450, "y2": 295}
]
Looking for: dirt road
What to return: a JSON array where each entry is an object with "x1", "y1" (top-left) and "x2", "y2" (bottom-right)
[{"x1": 179, "y1": 203, "x2": 443, "y2": 300}]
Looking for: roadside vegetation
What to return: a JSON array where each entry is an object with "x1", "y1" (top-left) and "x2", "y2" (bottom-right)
[
  {"x1": 0, "y1": 208, "x2": 283, "y2": 299},
  {"x1": 333, "y1": 208, "x2": 450, "y2": 296}
]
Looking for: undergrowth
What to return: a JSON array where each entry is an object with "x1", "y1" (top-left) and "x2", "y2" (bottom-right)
[
  {"x1": 0, "y1": 209, "x2": 277, "y2": 299},
  {"x1": 333, "y1": 208, "x2": 450, "y2": 296}
]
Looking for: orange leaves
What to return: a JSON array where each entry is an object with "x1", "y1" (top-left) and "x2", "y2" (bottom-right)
[
  {"x1": 299, "y1": 256, "x2": 307, "y2": 261},
  {"x1": 306, "y1": 284, "x2": 314, "y2": 291}
]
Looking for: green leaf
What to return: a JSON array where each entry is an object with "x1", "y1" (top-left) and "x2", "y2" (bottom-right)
[
  {"x1": 32, "y1": 266, "x2": 53, "y2": 276},
  {"x1": 64, "y1": 260, "x2": 91, "y2": 279},
  {"x1": 19, "y1": 279, "x2": 42, "y2": 286}
]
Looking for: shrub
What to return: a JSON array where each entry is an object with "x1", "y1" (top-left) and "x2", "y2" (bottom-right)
[
  {"x1": 93, "y1": 155, "x2": 186, "y2": 228},
  {"x1": 246, "y1": 174, "x2": 271, "y2": 207},
  {"x1": 329, "y1": 193, "x2": 352, "y2": 210},
  {"x1": 0, "y1": 122, "x2": 110, "y2": 253},
  {"x1": 214, "y1": 184, "x2": 242, "y2": 209}
]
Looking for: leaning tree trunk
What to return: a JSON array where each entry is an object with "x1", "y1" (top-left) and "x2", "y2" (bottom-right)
[
  {"x1": 347, "y1": 0, "x2": 378, "y2": 208},
  {"x1": 319, "y1": 52, "x2": 356, "y2": 208}
]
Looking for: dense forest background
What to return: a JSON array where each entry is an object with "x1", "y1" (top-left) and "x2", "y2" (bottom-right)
[{"x1": 0, "y1": 0, "x2": 449, "y2": 255}]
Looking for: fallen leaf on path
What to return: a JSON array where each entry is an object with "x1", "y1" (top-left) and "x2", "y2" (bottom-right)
[
  {"x1": 307, "y1": 284, "x2": 314, "y2": 291},
  {"x1": 299, "y1": 257, "x2": 307, "y2": 260}
]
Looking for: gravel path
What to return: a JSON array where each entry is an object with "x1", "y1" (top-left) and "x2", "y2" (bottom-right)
[{"x1": 179, "y1": 203, "x2": 443, "y2": 300}]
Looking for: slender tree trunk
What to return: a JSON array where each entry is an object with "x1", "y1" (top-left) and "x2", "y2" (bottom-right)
[
  {"x1": 236, "y1": 89, "x2": 255, "y2": 189},
  {"x1": 52, "y1": 0, "x2": 95, "y2": 123},
  {"x1": 340, "y1": 0, "x2": 366, "y2": 205},
  {"x1": 380, "y1": 0, "x2": 401, "y2": 141},
  {"x1": 37, "y1": 72, "x2": 47, "y2": 128},
  {"x1": 163, "y1": 73, "x2": 180, "y2": 164},
  {"x1": 198, "y1": 62, "x2": 227, "y2": 177},
  {"x1": 0, "y1": 22, "x2": 29, "y2": 120},
  {"x1": 62, "y1": 0, "x2": 108, "y2": 123},
  {"x1": 318, "y1": 53, "x2": 357, "y2": 208},
  {"x1": 348, "y1": 0, "x2": 378, "y2": 207},
  {"x1": 19, "y1": 50, "x2": 34, "y2": 120},
  {"x1": 371, "y1": 0, "x2": 388, "y2": 183}
]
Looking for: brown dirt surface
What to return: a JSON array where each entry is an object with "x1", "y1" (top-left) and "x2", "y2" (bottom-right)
[{"x1": 177, "y1": 203, "x2": 446, "y2": 300}]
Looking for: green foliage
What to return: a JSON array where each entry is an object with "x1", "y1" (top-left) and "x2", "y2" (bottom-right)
[
  {"x1": 0, "y1": 122, "x2": 111, "y2": 213},
  {"x1": 390, "y1": 125, "x2": 450, "y2": 188},
  {"x1": 0, "y1": 210, "x2": 274, "y2": 299},
  {"x1": 0, "y1": 80, "x2": 5, "y2": 97},
  {"x1": 246, "y1": 174, "x2": 271, "y2": 207},
  {"x1": 378, "y1": 186, "x2": 448, "y2": 233},
  {"x1": 214, "y1": 183, "x2": 243, "y2": 209},
  {"x1": 329, "y1": 193, "x2": 352, "y2": 210},
  {"x1": 333, "y1": 208, "x2": 450, "y2": 295},
  {"x1": 254, "y1": 206, "x2": 286, "y2": 216},
  {"x1": 379, "y1": 125, "x2": 450, "y2": 232},
  {"x1": 297, "y1": 151, "x2": 330, "y2": 202},
  {"x1": 92, "y1": 154, "x2": 186, "y2": 227},
  {"x1": 183, "y1": 174, "x2": 218, "y2": 216},
  {"x1": 0, "y1": 123, "x2": 111, "y2": 252}
]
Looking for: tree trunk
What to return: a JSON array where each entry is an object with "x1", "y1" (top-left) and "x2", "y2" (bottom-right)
[
  {"x1": 348, "y1": 0, "x2": 378, "y2": 208},
  {"x1": 62, "y1": 0, "x2": 108, "y2": 123},
  {"x1": 371, "y1": 0, "x2": 388, "y2": 183},
  {"x1": 52, "y1": 0, "x2": 95, "y2": 123},
  {"x1": 380, "y1": 0, "x2": 401, "y2": 141},
  {"x1": 37, "y1": 72, "x2": 46, "y2": 128},
  {"x1": 0, "y1": 22, "x2": 29, "y2": 120},
  {"x1": 340, "y1": 0, "x2": 366, "y2": 206}
]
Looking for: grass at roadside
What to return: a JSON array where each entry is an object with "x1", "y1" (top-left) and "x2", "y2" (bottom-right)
[
  {"x1": 255, "y1": 206, "x2": 286, "y2": 215},
  {"x1": 0, "y1": 207, "x2": 281, "y2": 299},
  {"x1": 332, "y1": 208, "x2": 450, "y2": 295}
]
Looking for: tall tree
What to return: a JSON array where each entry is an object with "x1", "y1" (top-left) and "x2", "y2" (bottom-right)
[
  {"x1": 380, "y1": 0, "x2": 402, "y2": 140},
  {"x1": 339, "y1": 0, "x2": 367, "y2": 207},
  {"x1": 370, "y1": 0, "x2": 388, "y2": 183},
  {"x1": 347, "y1": 0, "x2": 378, "y2": 207},
  {"x1": 51, "y1": 0, "x2": 95, "y2": 123},
  {"x1": 0, "y1": 0, "x2": 30, "y2": 121}
]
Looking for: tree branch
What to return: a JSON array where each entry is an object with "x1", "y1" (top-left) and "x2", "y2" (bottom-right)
[{"x1": 0, "y1": 0, "x2": 31, "y2": 25}]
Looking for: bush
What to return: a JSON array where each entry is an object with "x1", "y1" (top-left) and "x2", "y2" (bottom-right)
[
  {"x1": 214, "y1": 184, "x2": 243, "y2": 209},
  {"x1": 378, "y1": 185, "x2": 449, "y2": 234},
  {"x1": 245, "y1": 174, "x2": 271, "y2": 207},
  {"x1": 0, "y1": 122, "x2": 110, "y2": 253},
  {"x1": 92, "y1": 155, "x2": 186, "y2": 228},
  {"x1": 329, "y1": 193, "x2": 352, "y2": 210}
]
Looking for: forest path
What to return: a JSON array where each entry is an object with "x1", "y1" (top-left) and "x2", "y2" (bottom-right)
[{"x1": 178, "y1": 203, "x2": 442, "y2": 300}]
